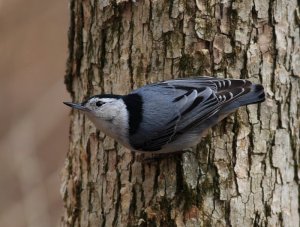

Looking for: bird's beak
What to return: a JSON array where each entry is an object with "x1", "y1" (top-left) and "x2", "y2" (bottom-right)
[{"x1": 63, "y1": 102, "x2": 90, "y2": 112}]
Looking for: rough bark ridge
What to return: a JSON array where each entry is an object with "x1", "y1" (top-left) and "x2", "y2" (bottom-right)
[{"x1": 62, "y1": 0, "x2": 300, "y2": 226}]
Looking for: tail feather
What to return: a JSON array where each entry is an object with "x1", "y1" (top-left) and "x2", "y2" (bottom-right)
[
  {"x1": 237, "y1": 84, "x2": 265, "y2": 106},
  {"x1": 219, "y1": 82, "x2": 265, "y2": 114}
]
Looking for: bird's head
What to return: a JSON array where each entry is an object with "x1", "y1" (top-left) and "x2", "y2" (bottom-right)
[{"x1": 64, "y1": 94, "x2": 123, "y2": 122}]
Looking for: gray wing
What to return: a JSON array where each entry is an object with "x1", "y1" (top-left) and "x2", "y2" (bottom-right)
[{"x1": 129, "y1": 77, "x2": 252, "y2": 152}]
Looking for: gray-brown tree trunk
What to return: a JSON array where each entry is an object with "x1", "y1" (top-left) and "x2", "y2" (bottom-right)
[{"x1": 62, "y1": 0, "x2": 300, "y2": 226}]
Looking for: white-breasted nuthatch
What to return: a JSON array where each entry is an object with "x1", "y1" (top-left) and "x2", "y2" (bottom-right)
[{"x1": 64, "y1": 77, "x2": 265, "y2": 153}]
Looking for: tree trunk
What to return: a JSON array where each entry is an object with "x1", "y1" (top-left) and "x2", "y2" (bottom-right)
[{"x1": 61, "y1": 0, "x2": 300, "y2": 226}]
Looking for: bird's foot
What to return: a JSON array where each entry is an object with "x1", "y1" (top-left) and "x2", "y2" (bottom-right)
[
  {"x1": 136, "y1": 150, "x2": 190, "y2": 164},
  {"x1": 182, "y1": 148, "x2": 193, "y2": 154}
]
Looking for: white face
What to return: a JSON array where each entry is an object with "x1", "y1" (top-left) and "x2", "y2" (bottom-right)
[
  {"x1": 83, "y1": 96, "x2": 129, "y2": 146},
  {"x1": 84, "y1": 97, "x2": 122, "y2": 121},
  {"x1": 64, "y1": 96, "x2": 129, "y2": 147}
]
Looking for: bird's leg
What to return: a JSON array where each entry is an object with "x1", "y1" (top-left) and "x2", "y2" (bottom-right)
[
  {"x1": 182, "y1": 148, "x2": 194, "y2": 154},
  {"x1": 136, "y1": 149, "x2": 192, "y2": 164}
]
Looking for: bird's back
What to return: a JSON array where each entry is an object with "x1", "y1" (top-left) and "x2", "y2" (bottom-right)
[{"x1": 126, "y1": 77, "x2": 265, "y2": 152}]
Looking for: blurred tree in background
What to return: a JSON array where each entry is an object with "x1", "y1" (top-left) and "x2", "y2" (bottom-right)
[{"x1": 0, "y1": 1, "x2": 68, "y2": 227}]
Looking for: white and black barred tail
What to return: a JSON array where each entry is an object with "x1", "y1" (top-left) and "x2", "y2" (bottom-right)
[
  {"x1": 236, "y1": 84, "x2": 265, "y2": 106},
  {"x1": 213, "y1": 79, "x2": 265, "y2": 113}
]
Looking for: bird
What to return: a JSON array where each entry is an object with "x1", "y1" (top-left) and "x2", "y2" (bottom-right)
[{"x1": 64, "y1": 77, "x2": 265, "y2": 154}]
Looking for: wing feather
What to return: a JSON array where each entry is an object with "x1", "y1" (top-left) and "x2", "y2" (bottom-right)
[{"x1": 129, "y1": 77, "x2": 253, "y2": 151}]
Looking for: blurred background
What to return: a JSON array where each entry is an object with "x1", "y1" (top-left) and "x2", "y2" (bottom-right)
[{"x1": 0, "y1": 0, "x2": 69, "y2": 226}]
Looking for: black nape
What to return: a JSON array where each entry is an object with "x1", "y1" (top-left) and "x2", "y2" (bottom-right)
[{"x1": 122, "y1": 93, "x2": 143, "y2": 135}]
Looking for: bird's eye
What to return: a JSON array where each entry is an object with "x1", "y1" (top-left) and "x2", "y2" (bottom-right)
[{"x1": 96, "y1": 101, "x2": 103, "y2": 107}]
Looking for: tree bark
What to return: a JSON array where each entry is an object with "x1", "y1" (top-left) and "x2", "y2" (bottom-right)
[{"x1": 62, "y1": 0, "x2": 300, "y2": 226}]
